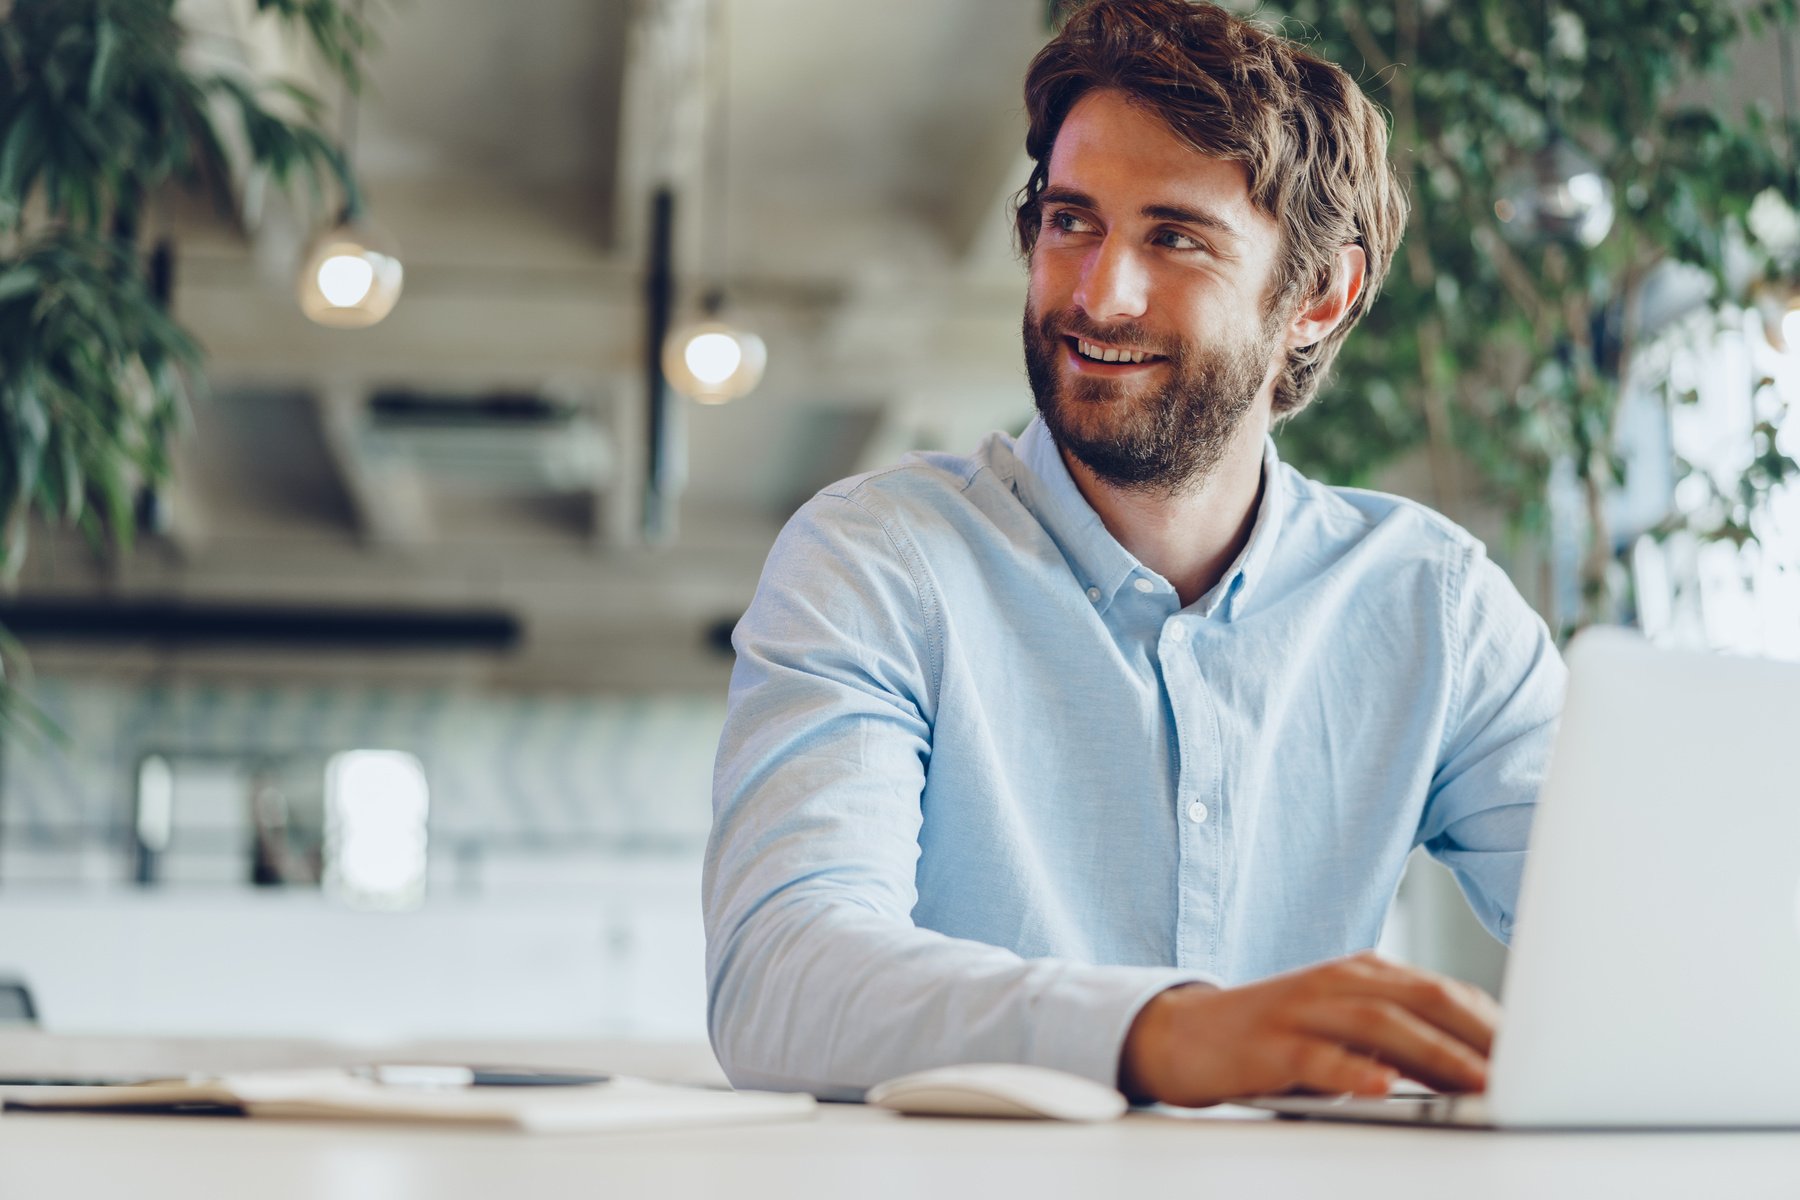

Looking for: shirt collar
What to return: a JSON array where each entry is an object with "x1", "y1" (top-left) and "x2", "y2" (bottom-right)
[
  {"x1": 1201, "y1": 434, "x2": 1285, "y2": 620},
  {"x1": 1011, "y1": 417, "x2": 1287, "y2": 620}
]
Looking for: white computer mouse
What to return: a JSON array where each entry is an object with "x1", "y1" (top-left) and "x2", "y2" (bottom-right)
[{"x1": 864, "y1": 1062, "x2": 1128, "y2": 1121}]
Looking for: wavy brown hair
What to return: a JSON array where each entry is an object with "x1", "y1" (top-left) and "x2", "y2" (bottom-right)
[{"x1": 1015, "y1": 0, "x2": 1407, "y2": 418}]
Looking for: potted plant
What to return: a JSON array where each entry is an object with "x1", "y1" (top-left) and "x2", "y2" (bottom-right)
[
  {"x1": 0, "y1": 0, "x2": 376, "y2": 733},
  {"x1": 1260, "y1": 0, "x2": 1798, "y2": 634}
]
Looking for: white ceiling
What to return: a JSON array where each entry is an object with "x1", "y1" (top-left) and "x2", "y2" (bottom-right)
[
  {"x1": 357, "y1": 0, "x2": 630, "y2": 189},
  {"x1": 29, "y1": 0, "x2": 1055, "y2": 692},
  {"x1": 169, "y1": 0, "x2": 1049, "y2": 542},
  {"x1": 347, "y1": 0, "x2": 1044, "y2": 280}
]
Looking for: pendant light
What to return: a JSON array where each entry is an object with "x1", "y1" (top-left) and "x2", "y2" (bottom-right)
[
  {"x1": 1494, "y1": 2, "x2": 1615, "y2": 249},
  {"x1": 1754, "y1": 22, "x2": 1800, "y2": 356},
  {"x1": 1758, "y1": 284, "x2": 1800, "y2": 355},
  {"x1": 297, "y1": 202, "x2": 403, "y2": 328},
  {"x1": 663, "y1": 289, "x2": 767, "y2": 403},
  {"x1": 662, "y1": 0, "x2": 766, "y2": 404},
  {"x1": 1494, "y1": 133, "x2": 1616, "y2": 249},
  {"x1": 297, "y1": 3, "x2": 403, "y2": 329}
]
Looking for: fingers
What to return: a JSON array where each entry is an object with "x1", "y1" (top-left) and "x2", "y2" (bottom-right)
[
  {"x1": 1300, "y1": 998, "x2": 1489, "y2": 1094},
  {"x1": 1387, "y1": 968, "x2": 1499, "y2": 1057},
  {"x1": 1121, "y1": 955, "x2": 1500, "y2": 1108},
  {"x1": 1283, "y1": 1038, "x2": 1399, "y2": 1097},
  {"x1": 1326, "y1": 954, "x2": 1499, "y2": 1057}
]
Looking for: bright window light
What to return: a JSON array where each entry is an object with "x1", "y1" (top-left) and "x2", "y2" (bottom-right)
[
  {"x1": 136, "y1": 754, "x2": 174, "y2": 854},
  {"x1": 325, "y1": 750, "x2": 429, "y2": 910}
]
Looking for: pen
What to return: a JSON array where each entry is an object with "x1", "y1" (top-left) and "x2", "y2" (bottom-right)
[{"x1": 353, "y1": 1065, "x2": 613, "y2": 1088}]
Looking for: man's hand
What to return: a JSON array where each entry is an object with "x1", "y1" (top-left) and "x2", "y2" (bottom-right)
[{"x1": 1118, "y1": 951, "x2": 1499, "y2": 1107}]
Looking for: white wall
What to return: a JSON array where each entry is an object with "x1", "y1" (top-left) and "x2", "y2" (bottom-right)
[
  {"x1": 0, "y1": 862, "x2": 706, "y2": 1041},
  {"x1": 0, "y1": 676, "x2": 723, "y2": 1040}
]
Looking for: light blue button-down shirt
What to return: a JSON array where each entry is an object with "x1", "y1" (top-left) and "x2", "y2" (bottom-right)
[{"x1": 705, "y1": 418, "x2": 1564, "y2": 1099}]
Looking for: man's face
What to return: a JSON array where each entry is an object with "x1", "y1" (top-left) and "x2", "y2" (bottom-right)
[{"x1": 1023, "y1": 89, "x2": 1289, "y2": 495}]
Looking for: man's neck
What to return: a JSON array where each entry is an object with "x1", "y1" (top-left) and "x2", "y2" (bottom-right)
[{"x1": 1061, "y1": 413, "x2": 1270, "y2": 609}]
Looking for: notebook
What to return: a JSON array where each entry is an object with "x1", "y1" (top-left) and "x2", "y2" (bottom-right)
[{"x1": 0, "y1": 1069, "x2": 817, "y2": 1134}]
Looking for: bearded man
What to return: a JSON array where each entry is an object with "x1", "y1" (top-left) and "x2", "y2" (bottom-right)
[{"x1": 703, "y1": 0, "x2": 1564, "y2": 1107}]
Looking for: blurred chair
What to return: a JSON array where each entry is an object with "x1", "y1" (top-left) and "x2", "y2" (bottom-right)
[{"x1": 0, "y1": 977, "x2": 39, "y2": 1025}]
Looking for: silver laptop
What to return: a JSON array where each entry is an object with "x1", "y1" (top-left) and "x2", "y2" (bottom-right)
[{"x1": 1243, "y1": 628, "x2": 1800, "y2": 1129}]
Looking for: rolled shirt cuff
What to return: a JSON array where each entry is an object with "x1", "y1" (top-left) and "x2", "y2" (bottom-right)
[{"x1": 1021, "y1": 963, "x2": 1221, "y2": 1089}]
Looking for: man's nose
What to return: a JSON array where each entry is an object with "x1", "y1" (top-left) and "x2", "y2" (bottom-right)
[{"x1": 1073, "y1": 237, "x2": 1149, "y2": 322}]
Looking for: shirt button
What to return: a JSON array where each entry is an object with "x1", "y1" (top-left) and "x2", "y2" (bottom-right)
[
  {"x1": 1133, "y1": 578, "x2": 1155, "y2": 594},
  {"x1": 1086, "y1": 586, "x2": 1101, "y2": 603},
  {"x1": 1186, "y1": 800, "x2": 1209, "y2": 824}
]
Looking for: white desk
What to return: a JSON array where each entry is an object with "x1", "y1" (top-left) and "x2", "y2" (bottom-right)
[{"x1": 0, "y1": 1034, "x2": 1797, "y2": 1199}]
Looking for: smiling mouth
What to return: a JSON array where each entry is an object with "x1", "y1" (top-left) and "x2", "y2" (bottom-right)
[{"x1": 1063, "y1": 336, "x2": 1164, "y2": 366}]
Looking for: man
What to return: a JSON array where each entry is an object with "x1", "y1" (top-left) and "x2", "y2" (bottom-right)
[{"x1": 704, "y1": 0, "x2": 1564, "y2": 1108}]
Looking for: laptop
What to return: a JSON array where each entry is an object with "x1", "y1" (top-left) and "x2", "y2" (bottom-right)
[{"x1": 1241, "y1": 627, "x2": 1800, "y2": 1129}]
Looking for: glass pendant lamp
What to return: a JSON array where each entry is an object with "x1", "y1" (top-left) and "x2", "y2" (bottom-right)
[
  {"x1": 296, "y1": 203, "x2": 404, "y2": 328},
  {"x1": 663, "y1": 292, "x2": 766, "y2": 404},
  {"x1": 295, "y1": 0, "x2": 403, "y2": 330},
  {"x1": 1755, "y1": 28, "x2": 1800, "y2": 357},
  {"x1": 1494, "y1": 134, "x2": 1616, "y2": 250},
  {"x1": 1492, "y1": 2, "x2": 1615, "y2": 250},
  {"x1": 660, "y1": 0, "x2": 766, "y2": 405}
]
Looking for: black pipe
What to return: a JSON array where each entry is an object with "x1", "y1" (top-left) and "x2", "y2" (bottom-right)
[
  {"x1": 644, "y1": 187, "x2": 678, "y2": 543},
  {"x1": 0, "y1": 601, "x2": 520, "y2": 650}
]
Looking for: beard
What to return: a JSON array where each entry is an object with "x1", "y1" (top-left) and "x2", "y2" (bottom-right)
[{"x1": 1022, "y1": 302, "x2": 1280, "y2": 497}]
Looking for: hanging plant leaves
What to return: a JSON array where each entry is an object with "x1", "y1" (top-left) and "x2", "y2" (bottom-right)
[
  {"x1": 1267, "y1": 0, "x2": 1794, "y2": 629},
  {"x1": 0, "y1": 0, "x2": 375, "y2": 738}
]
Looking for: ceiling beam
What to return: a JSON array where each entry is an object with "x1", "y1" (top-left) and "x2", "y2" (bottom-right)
[
  {"x1": 313, "y1": 385, "x2": 435, "y2": 548},
  {"x1": 612, "y1": 0, "x2": 712, "y2": 268},
  {"x1": 946, "y1": 134, "x2": 1033, "y2": 272}
]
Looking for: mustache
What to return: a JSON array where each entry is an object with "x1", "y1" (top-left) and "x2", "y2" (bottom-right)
[{"x1": 1034, "y1": 308, "x2": 1176, "y2": 359}]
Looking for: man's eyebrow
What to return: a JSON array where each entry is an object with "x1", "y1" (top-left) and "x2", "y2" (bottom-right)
[
  {"x1": 1140, "y1": 204, "x2": 1243, "y2": 244},
  {"x1": 1037, "y1": 185, "x2": 1099, "y2": 212},
  {"x1": 1037, "y1": 186, "x2": 1244, "y2": 244}
]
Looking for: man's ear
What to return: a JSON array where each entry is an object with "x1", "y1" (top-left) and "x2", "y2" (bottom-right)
[{"x1": 1284, "y1": 244, "x2": 1367, "y2": 350}]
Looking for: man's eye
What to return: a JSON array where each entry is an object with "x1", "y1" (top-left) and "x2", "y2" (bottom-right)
[
  {"x1": 1048, "y1": 210, "x2": 1093, "y2": 234},
  {"x1": 1156, "y1": 230, "x2": 1208, "y2": 252}
]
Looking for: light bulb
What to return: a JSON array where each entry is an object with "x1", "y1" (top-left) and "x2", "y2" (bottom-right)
[
  {"x1": 1495, "y1": 135, "x2": 1615, "y2": 249},
  {"x1": 685, "y1": 332, "x2": 744, "y2": 385},
  {"x1": 317, "y1": 255, "x2": 375, "y2": 307},
  {"x1": 1754, "y1": 281, "x2": 1800, "y2": 354},
  {"x1": 297, "y1": 212, "x2": 404, "y2": 329},
  {"x1": 662, "y1": 319, "x2": 767, "y2": 404}
]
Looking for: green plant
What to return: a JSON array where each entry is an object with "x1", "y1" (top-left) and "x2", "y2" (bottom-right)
[
  {"x1": 0, "y1": 0, "x2": 374, "y2": 732},
  {"x1": 1266, "y1": 0, "x2": 1798, "y2": 632}
]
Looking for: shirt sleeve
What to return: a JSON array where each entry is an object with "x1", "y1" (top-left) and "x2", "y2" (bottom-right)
[
  {"x1": 704, "y1": 487, "x2": 1212, "y2": 1100},
  {"x1": 1417, "y1": 541, "x2": 1567, "y2": 943}
]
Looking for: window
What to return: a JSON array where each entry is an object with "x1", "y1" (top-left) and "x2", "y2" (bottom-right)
[{"x1": 325, "y1": 750, "x2": 430, "y2": 910}]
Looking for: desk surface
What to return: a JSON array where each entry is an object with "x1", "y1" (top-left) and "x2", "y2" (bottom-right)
[{"x1": 1, "y1": 1034, "x2": 1797, "y2": 1200}]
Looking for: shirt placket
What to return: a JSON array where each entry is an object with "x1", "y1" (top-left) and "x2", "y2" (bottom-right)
[{"x1": 1159, "y1": 614, "x2": 1223, "y2": 973}]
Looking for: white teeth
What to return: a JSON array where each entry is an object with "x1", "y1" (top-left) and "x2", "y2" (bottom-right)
[{"x1": 1076, "y1": 339, "x2": 1150, "y2": 364}]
